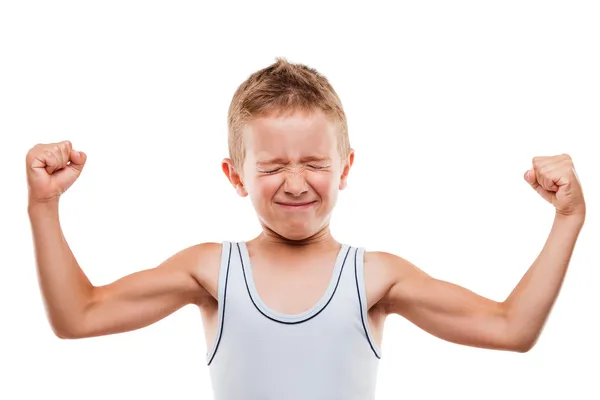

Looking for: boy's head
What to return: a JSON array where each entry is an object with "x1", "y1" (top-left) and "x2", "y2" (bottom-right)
[{"x1": 222, "y1": 57, "x2": 354, "y2": 241}]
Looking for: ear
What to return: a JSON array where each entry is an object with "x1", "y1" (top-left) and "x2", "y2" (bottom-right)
[
  {"x1": 339, "y1": 149, "x2": 355, "y2": 190},
  {"x1": 222, "y1": 158, "x2": 248, "y2": 197}
]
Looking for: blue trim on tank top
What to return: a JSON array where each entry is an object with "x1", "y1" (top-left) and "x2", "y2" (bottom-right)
[
  {"x1": 206, "y1": 242, "x2": 232, "y2": 366},
  {"x1": 237, "y1": 241, "x2": 350, "y2": 324},
  {"x1": 354, "y1": 247, "x2": 382, "y2": 359}
]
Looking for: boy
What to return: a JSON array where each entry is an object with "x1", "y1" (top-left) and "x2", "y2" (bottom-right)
[{"x1": 26, "y1": 58, "x2": 586, "y2": 399}]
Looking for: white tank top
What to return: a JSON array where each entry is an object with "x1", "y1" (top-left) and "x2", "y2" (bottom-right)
[{"x1": 206, "y1": 241, "x2": 382, "y2": 399}]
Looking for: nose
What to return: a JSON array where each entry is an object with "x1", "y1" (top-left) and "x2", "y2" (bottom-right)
[{"x1": 283, "y1": 168, "x2": 308, "y2": 197}]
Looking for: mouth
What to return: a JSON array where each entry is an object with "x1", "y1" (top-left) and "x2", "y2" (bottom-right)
[{"x1": 275, "y1": 201, "x2": 317, "y2": 209}]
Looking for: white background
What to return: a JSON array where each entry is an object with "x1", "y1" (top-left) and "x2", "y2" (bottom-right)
[{"x1": 1, "y1": 1, "x2": 598, "y2": 399}]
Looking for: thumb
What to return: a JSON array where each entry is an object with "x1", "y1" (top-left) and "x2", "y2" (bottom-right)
[
  {"x1": 69, "y1": 149, "x2": 87, "y2": 173},
  {"x1": 523, "y1": 169, "x2": 537, "y2": 187},
  {"x1": 524, "y1": 169, "x2": 554, "y2": 203}
]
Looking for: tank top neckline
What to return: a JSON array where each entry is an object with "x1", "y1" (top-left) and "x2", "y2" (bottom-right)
[{"x1": 236, "y1": 241, "x2": 351, "y2": 324}]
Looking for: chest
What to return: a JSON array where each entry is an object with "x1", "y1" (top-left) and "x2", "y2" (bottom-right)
[{"x1": 251, "y1": 262, "x2": 337, "y2": 315}]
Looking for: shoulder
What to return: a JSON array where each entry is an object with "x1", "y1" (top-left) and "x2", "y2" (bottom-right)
[
  {"x1": 169, "y1": 241, "x2": 226, "y2": 304},
  {"x1": 186, "y1": 241, "x2": 224, "y2": 263},
  {"x1": 363, "y1": 250, "x2": 430, "y2": 314},
  {"x1": 171, "y1": 242, "x2": 223, "y2": 272},
  {"x1": 363, "y1": 250, "x2": 419, "y2": 280}
]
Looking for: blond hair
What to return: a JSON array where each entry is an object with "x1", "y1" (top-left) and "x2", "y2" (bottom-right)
[{"x1": 227, "y1": 57, "x2": 350, "y2": 170}]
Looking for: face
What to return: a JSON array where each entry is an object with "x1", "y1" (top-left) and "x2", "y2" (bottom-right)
[{"x1": 222, "y1": 108, "x2": 354, "y2": 241}]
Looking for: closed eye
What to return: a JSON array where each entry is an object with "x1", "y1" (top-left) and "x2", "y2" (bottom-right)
[
  {"x1": 260, "y1": 167, "x2": 283, "y2": 174},
  {"x1": 259, "y1": 165, "x2": 329, "y2": 174}
]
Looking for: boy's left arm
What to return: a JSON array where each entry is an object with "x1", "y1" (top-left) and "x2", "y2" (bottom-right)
[{"x1": 377, "y1": 154, "x2": 585, "y2": 352}]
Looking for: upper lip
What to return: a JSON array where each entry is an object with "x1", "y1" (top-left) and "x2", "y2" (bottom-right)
[{"x1": 276, "y1": 201, "x2": 316, "y2": 206}]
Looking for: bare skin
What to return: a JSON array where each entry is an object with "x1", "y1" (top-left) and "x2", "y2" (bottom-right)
[{"x1": 27, "y1": 109, "x2": 585, "y2": 358}]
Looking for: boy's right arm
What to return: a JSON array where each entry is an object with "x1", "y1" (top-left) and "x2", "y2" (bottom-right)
[{"x1": 26, "y1": 141, "x2": 216, "y2": 339}]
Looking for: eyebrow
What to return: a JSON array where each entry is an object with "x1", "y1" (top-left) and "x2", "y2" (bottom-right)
[{"x1": 256, "y1": 156, "x2": 331, "y2": 165}]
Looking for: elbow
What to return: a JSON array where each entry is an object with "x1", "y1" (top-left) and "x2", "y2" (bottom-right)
[
  {"x1": 505, "y1": 332, "x2": 538, "y2": 353},
  {"x1": 500, "y1": 303, "x2": 537, "y2": 353},
  {"x1": 55, "y1": 331, "x2": 76, "y2": 340},
  {"x1": 51, "y1": 323, "x2": 85, "y2": 339},
  {"x1": 49, "y1": 316, "x2": 88, "y2": 339},
  {"x1": 52, "y1": 326, "x2": 77, "y2": 339},
  {"x1": 49, "y1": 290, "x2": 97, "y2": 339},
  {"x1": 512, "y1": 343, "x2": 533, "y2": 353},
  {"x1": 513, "y1": 338, "x2": 538, "y2": 353}
]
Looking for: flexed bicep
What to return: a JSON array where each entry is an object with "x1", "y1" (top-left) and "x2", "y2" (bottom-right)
[
  {"x1": 376, "y1": 252, "x2": 519, "y2": 352},
  {"x1": 74, "y1": 243, "x2": 218, "y2": 339}
]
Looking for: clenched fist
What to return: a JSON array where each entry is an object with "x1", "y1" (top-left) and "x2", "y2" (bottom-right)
[
  {"x1": 524, "y1": 154, "x2": 585, "y2": 218},
  {"x1": 26, "y1": 141, "x2": 87, "y2": 203}
]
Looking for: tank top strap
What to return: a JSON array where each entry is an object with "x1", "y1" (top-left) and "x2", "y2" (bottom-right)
[
  {"x1": 205, "y1": 241, "x2": 234, "y2": 365},
  {"x1": 353, "y1": 246, "x2": 383, "y2": 359}
]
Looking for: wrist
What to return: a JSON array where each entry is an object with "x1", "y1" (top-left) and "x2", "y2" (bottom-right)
[
  {"x1": 28, "y1": 197, "x2": 60, "y2": 215},
  {"x1": 554, "y1": 210, "x2": 585, "y2": 229}
]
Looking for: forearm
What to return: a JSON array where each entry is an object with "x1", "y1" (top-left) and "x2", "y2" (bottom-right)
[
  {"x1": 503, "y1": 211, "x2": 584, "y2": 351},
  {"x1": 28, "y1": 199, "x2": 94, "y2": 337}
]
